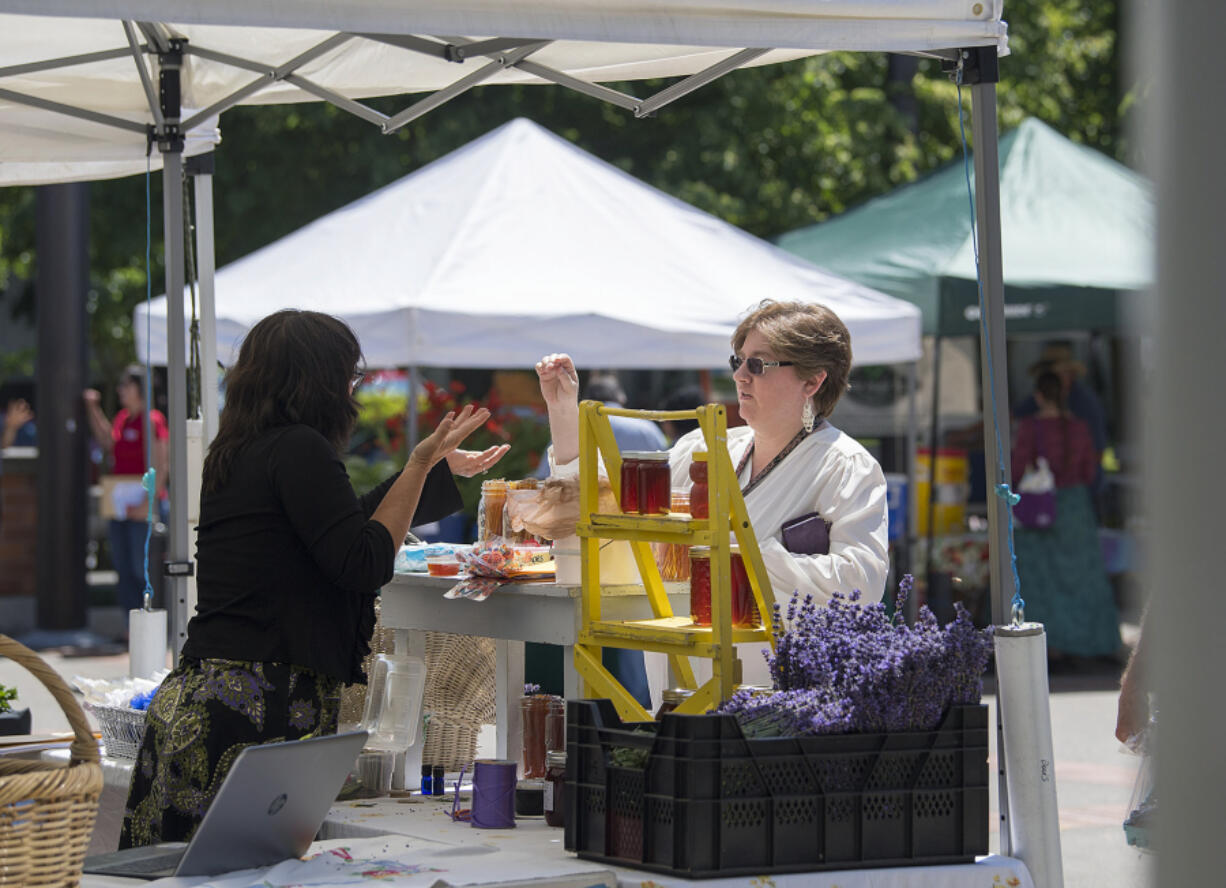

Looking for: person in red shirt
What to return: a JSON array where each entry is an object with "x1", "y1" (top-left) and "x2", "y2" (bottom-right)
[
  {"x1": 1011, "y1": 371, "x2": 1120, "y2": 665},
  {"x1": 84, "y1": 366, "x2": 170, "y2": 613}
]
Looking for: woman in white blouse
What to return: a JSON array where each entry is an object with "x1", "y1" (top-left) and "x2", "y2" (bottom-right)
[{"x1": 536, "y1": 299, "x2": 889, "y2": 620}]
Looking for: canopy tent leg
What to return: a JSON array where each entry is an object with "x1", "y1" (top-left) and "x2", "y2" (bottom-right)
[
  {"x1": 163, "y1": 149, "x2": 191, "y2": 659},
  {"x1": 904, "y1": 359, "x2": 918, "y2": 624},
  {"x1": 190, "y1": 153, "x2": 219, "y2": 447},
  {"x1": 967, "y1": 53, "x2": 1023, "y2": 866},
  {"x1": 922, "y1": 333, "x2": 941, "y2": 607},
  {"x1": 154, "y1": 40, "x2": 192, "y2": 660}
]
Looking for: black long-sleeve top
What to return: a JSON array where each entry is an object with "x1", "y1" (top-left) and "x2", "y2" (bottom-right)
[{"x1": 182, "y1": 424, "x2": 462, "y2": 683}]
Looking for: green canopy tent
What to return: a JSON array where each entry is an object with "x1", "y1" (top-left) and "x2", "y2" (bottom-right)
[{"x1": 777, "y1": 118, "x2": 1153, "y2": 337}]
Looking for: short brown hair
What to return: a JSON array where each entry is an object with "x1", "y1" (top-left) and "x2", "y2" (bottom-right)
[{"x1": 732, "y1": 300, "x2": 852, "y2": 418}]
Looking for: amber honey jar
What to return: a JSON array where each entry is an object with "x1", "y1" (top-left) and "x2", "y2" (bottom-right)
[
  {"x1": 689, "y1": 452, "x2": 709, "y2": 520},
  {"x1": 728, "y1": 545, "x2": 761, "y2": 628},
  {"x1": 689, "y1": 546, "x2": 711, "y2": 626},
  {"x1": 620, "y1": 452, "x2": 670, "y2": 515}
]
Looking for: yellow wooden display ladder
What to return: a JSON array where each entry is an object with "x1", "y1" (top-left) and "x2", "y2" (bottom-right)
[{"x1": 574, "y1": 401, "x2": 776, "y2": 723}]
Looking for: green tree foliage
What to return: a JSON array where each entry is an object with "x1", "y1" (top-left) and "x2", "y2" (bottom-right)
[{"x1": 0, "y1": 1, "x2": 1133, "y2": 384}]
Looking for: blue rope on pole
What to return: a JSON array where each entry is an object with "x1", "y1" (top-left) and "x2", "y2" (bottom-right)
[
  {"x1": 141, "y1": 157, "x2": 156, "y2": 611},
  {"x1": 955, "y1": 72, "x2": 1025, "y2": 625}
]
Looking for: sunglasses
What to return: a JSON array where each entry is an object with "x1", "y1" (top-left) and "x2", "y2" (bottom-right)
[
  {"x1": 729, "y1": 355, "x2": 795, "y2": 376},
  {"x1": 350, "y1": 371, "x2": 367, "y2": 390}
]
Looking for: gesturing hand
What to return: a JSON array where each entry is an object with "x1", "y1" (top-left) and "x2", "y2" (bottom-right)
[
  {"x1": 535, "y1": 353, "x2": 579, "y2": 409},
  {"x1": 446, "y1": 444, "x2": 511, "y2": 478},
  {"x1": 410, "y1": 404, "x2": 492, "y2": 470}
]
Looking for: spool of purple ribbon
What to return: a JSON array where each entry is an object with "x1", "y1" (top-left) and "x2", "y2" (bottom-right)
[{"x1": 471, "y1": 759, "x2": 517, "y2": 829}]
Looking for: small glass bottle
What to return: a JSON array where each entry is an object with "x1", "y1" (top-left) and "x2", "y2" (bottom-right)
[
  {"x1": 544, "y1": 750, "x2": 567, "y2": 828},
  {"x1": 432, "y1": 764, "x2": 445, "y2": 796},
  {"x1": 654, "y1": 687, "x2": 693, "y2": 719},
  {"x1": 688, "y1": 452, "x2": 709, "y2": 520},
  {"x1": 420, "y1": 764, "x2": 432, "y2": 795},
  {"x1": 689, "y1": 546, "x2": 711, "y2": 626}
]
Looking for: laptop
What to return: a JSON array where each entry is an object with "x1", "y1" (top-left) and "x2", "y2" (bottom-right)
[{"x1": 83, "y1": 730, "x2": 368, "y2": 880}]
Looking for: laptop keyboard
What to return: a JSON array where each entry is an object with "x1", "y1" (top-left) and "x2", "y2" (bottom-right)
[{"x1": 85, "y1": 849, "x2": 184, "y2": 878}]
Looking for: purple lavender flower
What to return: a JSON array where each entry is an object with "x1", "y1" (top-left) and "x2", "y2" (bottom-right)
[{"x1": 731, "y1": 576, "x2": 992, "y2": 737}]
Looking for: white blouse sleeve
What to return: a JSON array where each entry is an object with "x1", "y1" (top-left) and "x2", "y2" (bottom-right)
[{"x1": 757, "y1": 451, "x2": 890, "y2": 609}]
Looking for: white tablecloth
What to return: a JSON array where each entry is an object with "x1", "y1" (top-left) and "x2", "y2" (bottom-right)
[
  {"x1": 321, "y1": 798, "x2": 1034, "y2": 888},
  {"x1": 81, "y1": 796, "x2": 1032, "y2": 888}
]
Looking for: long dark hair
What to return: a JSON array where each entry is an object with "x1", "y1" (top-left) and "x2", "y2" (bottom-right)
[
  {"x1": 1033, "y1": 370, "x2": 1071, "y2": 474},
  {"x1": 202, "y1": 310, "x2": 363, "y2": 494}
]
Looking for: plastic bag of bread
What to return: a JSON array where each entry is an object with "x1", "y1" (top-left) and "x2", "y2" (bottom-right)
[{"x1": 506, "y1": 476, "x2": 619, "y2": 541}]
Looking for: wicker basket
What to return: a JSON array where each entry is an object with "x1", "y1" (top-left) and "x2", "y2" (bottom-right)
[
  {"x1": 422, "y1": 632, "x2": 496, "y2": 772},
  {"x1": 0, "y1": 634, "x2": 103, "y2": 888},
  {"x1": 83, "y1": 702, "x2": 148, "y2": 760}
]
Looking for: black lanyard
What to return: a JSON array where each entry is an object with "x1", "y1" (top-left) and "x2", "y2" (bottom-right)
[{"x1": 735, "y1": 421, "x2": 823, "y2": 499}]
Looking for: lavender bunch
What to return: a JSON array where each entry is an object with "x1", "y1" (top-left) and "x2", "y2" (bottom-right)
[{"x1": 728, "y1": 576, "x2": 993, "y2": 737}]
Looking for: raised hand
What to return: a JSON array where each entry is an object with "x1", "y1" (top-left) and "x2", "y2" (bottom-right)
[
  {"x1": 410, "y1": 404, "x2": 492, "y2": 469},
  {"x1": 535, "y1": 353, "x2": 579, "y2": 409},
  {"x1": 446, "y1": 444, "x2": 511, "y2": 478}
]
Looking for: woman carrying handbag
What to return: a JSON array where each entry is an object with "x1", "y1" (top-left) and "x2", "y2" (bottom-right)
[{"x1": 1011, "y1": 372, "x2": 1120, "y2": 667}]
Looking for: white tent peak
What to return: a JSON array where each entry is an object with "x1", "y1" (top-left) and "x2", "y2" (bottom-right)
[{"x1": 138, "y1": 116, "x2": 920, "y2": 368}]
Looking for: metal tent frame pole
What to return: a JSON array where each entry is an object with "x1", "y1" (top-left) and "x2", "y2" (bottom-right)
[
  {"x1": 151, "y1": 37, "x2": 193, "y2": 662},
  {"x1": 190, "y1": 153, "x2": 220, "y2": 448},
  {"x1": 964, "y1": 48, "x2": 1016, "y2": 859},
  {"x1": 904, "y1": 359, "x2": 919, "y2": 623}
]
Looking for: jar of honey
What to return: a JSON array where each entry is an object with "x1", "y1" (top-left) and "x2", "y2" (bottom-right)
[
  {"x1": 689, "y1": 546, "x2": 711, "y2": 626},
  {"x1": 689, "y1": 452, "x2": 709, "y2": 520},
  {"x1": 654, "y1": 687, "x2": 694, "y2": 719},
  {"x1": 653, "y1": 490, "x2": 692, "y2": 581},
  {"x1": 480, "y1": 479, "x2": 508, "y2": 541},
  {"x1": 620, "y1": 452, "x2": 670, "y2": 515},
  {"x1": 728, "y1": 545, "x2": 761, "y2": 628},
  {"x1": 619, "y1": 458, "x2": 640, "y2": 513},
  {"x1": 545, "y1": 697, "x2": 566, "y2": 752}
]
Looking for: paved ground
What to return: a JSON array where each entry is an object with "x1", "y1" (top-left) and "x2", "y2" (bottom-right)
[{"x1": 1, "y1": 645, "x2": 1152, "y2": 886}]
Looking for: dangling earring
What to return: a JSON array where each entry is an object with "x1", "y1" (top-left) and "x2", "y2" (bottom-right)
[{"x1": 802, "y1": 399, "x2": 816, "y2": 434}]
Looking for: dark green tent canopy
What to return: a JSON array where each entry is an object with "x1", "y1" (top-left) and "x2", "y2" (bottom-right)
[{"x1": 777, "y1": 119, "x2": 1153, "y2": 336}]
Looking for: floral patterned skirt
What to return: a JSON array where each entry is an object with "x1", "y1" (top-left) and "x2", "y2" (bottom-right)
[
  {"x1": 1013, "y1": 484, "x2": 1120, "y2": 658},
  {"x1": 119, "y1": 657, "x2": 342, "y2": 849}
]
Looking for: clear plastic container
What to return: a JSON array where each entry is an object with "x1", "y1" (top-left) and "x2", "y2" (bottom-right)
[
  {"x1": 358, "y1": 748, "x2": 395, "y2": 795},
  {"x1": 360, "y1": 654, "x2": 426, "y2": 751},
  {"x1": 425, "y1": 554, "x2": 461, "y2": 577}
]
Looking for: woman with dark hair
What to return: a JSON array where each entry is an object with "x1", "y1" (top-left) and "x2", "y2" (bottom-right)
[
  {"x1": 85, "y1": 365, "x2": 170, "y2": 613},
  {"x1": 1012, "y1": 371, "x2": 1119, "y2": 664},
  {"x1": 121, "y1": 310, "x2": 497, "y2": 848},
  {"x1": 537, "y1": 300, "x2": 888, "y2": 688}
]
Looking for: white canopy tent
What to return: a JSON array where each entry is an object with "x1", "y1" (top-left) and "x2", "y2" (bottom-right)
[
  {"x1": 1, "y1": 3, "x2": 1034, "y2": 876},
  {"x1": 134, "y1": 117, "x2": 922, "y2": 370}
]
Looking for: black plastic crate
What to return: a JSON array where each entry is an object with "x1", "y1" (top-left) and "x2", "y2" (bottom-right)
[{"x1": 564, "y1": 699, "x2": 989, "y2": 878}]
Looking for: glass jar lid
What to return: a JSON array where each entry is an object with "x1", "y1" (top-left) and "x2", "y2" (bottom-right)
[
  {"x1": 661, "y1": 688, "x2": 694, "y2": 704},
  {"x1": 546, "y1": 750, "x2": 567, "y2": 767},
  {"x1": 622, "y1": 451, "x2": 669, "y2": 461},
  {"x1": 689, "y1": 545, "x2": 711, "y2": 559}
]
